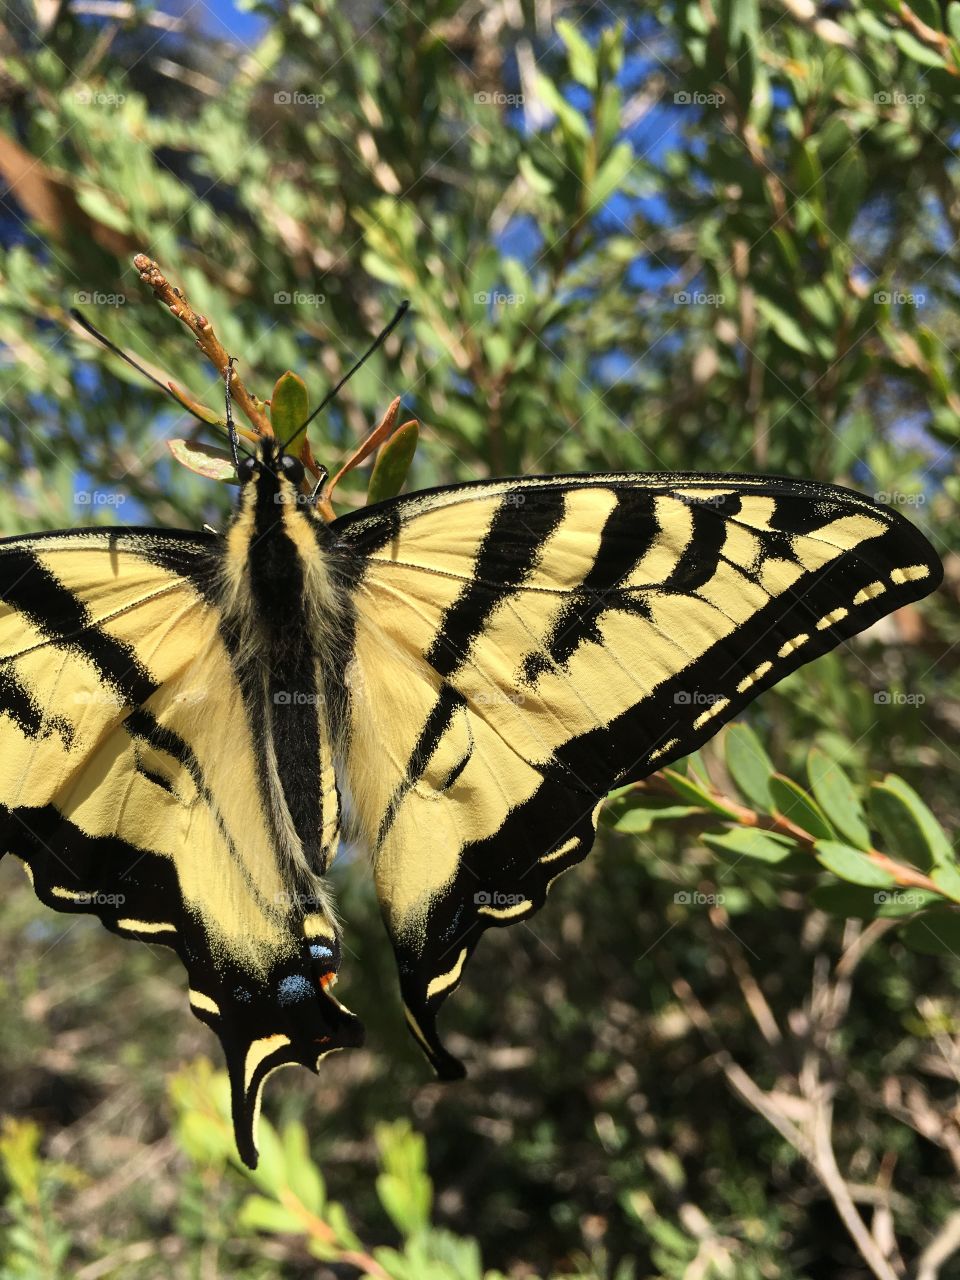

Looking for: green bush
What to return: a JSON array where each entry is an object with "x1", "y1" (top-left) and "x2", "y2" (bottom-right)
[{"x1": 0, "y1": 1, "x2": 958, "y2": 1276}]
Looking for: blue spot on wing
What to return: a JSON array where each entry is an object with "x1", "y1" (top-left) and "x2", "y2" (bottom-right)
[
  {"x1": 309, "y1": 943, "x2": 334, "y2": 960},
  {"x1": 278, "y1": 974, "x2": 313, "y2": 1005}
]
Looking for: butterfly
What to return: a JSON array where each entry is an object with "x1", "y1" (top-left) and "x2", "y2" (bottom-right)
[{"x1": 0, "y1": 319, "x2": 942, "y2": 1167}]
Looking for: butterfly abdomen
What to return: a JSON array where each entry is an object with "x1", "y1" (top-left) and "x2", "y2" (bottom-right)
[{"x1": 216, "y1": 450, "x2": 350, "y2": 897}]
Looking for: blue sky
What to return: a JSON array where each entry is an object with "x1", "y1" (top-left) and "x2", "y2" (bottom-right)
[{"x1": 199, "y1": 0, "x2": 265, "y2": 45}]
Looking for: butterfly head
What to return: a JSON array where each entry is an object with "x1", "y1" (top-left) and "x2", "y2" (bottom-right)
[
  {"x1": 235, "y1": 436, "x2": 329, "y2": 521},
  {"x1": 237, "y1": 435, "x2": 305, "y2": 489}
]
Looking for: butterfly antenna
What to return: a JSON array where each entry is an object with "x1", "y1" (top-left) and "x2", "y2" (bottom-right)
[
  {"x1": 279, "y1": 299, "x2": 410, "y2": 453},
  {"x1": 224, "y1": 358, "x2": 241, "y2": 472},
  {"x1": 70, "y1": 308, "x2": 212, "y2": 427}
]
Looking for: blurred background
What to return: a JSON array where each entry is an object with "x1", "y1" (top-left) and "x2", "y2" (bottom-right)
[{"x1": 0, "y1": 1, "x2": 959, "y2": 1276}]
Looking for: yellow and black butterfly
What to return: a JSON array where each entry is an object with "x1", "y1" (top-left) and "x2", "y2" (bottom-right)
[{"x1": 0, "y1": 312, "x2": 942, "y2": 1167}]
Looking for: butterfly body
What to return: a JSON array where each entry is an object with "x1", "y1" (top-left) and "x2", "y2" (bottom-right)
[
  {"x1": 219, "y1": 438, "x2": 350, "y2": 891},
  {"x1": 0, "y1": 451, "x2": 942, "y2": 1165}
]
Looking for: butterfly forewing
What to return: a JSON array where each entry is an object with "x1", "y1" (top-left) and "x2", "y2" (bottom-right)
[
  {"x1": 332, "y1": 473, "x2": 942, "y2": 1072},
  {"x1": 0, "y1": 526, "x2": 361, "y2": 1167}
]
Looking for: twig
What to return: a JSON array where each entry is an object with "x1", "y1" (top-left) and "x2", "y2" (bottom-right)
[
  {"x1": 69, "y1": 1, "x2": 187, "y2": 29},
  {"x1": 917, "y1": 1209, "x2": 960, "y2": 1280},
  {"x1": 636, "y1": 773, "x2": 950, "y2": 897},
  {"x1": 809, "y1": 1090, "x2": 901, "y2": 1280},
  {"x1": 674, "y1": 974, "x2": 903, "y2": 1280},
  {"x1": 710, "y1": 910, "x2": 783, "y2": 1047},
  {"x1": 898, "y1": 3, "x2": 953, "y2": 62},
  {"x1": 835, "y1": 918, "x2": 899, "y2": 980},
  {"x1": 132, "y1": 253, "x2": 272, "y2": 435}
]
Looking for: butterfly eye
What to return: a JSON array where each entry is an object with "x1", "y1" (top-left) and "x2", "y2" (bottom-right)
[
  {"x1": 238, "y1": 455, "x2": 258, "y2": 484},
  {"x1": 280, "y1": 454, "x2": 305, "y2": 487}
]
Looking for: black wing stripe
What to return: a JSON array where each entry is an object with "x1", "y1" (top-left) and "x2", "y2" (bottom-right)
[
  {"x1": 0, "y1": 548, "x2": 157, "y2": 705},
  {"x1": 662, "y1": 493, "x2": 740, "y2": 591},
  {"x1": 425, "y1": 487, "x2": 567, "y2": 678},
  {"x1": 377, "y1": 683, "x2": 466, "y2": 846},
  {"x1": 525, "y1": 489, "x2": 658, "y2": 677},
  {"x1": 0, "y1": 552, "x2": 278, "y2": 917}
]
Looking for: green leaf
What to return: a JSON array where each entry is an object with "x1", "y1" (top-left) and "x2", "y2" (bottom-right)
[
  {"x1": 535, "y1": 74, "x2": 591, "y2": 145},
  {"x1": 270, "y1": 371, "x2": 310, "y2": 455},
  {"x1": 724, "y1": 724, "x2": 774, "y2": 811},
  {"x1": 375, "y1": 1121, "x2": 432, "y2": 1238},
  {"x1": 661, "y1": 769, "x2": 741, "y2": 818},
  {"x1": 282, "y1": 1122, "x2": 325, "y2": 1216},
  {"x1": 74, "y1": 186, "x2": 132, "y2": 233},
  {"x1": 807, "y1": 749, "x2": 871, "y2": 849},
  {"x1": 755, "y1": 296, "x2": 815, "y2": 354},
  {"x1": 702, "y1": 827, "x2": 798, "y2": 865},
  {"x1": 367, "y1": 420, "x2": 419, "y2": 505},
  {"x1": 608, "y1": 802, "x2": 701, "y2": 834},
  {"x1": 892, "y1": 28, "x2": 947, "y2": 67},
  {"x1": 769, "y1": 774, "x2": 834, "y2": 840},
  {"x1": 797, "y1": 284, "x2": 838, "y2": 330},
  {"x1": 899, "y1": 911, "x2": 960, "y2": 957},
  {"x1": 517, "y1": 154, "x2": 554, "y2": 195},
  {"x1": 872, "y1": 775, "x2": 953, "y2": 869},
  {"x1": 831, "y1": 149, "x2": 868, "y2": 237},
  {"x1": 588, "y1": 142, "x2": 634, "y2": 211},
  {"x1": 932, "y1": 863, "x2": 960, "y2": 904},
  {"x1": 948, "y1": 0, "x2": 960, "y2": 42},
  {"x1": 167, "y1": 439, "x2": 237, "y2": 482},
  {"x1": 794, "y1": 138, "x2": 824, "y2": 206},
  {"x1": 248, "y1": 1116, "x2": 286, "y2": 1195},
  {"x1": 237, "y1": 1194, "x2": 304, "y2": 1235},
  {"x1": 815, "y1": 840, "x2": 895, "y2": 888},
  {"x1": 556, "y1": 19, "x2": 597, "y2": 89}
]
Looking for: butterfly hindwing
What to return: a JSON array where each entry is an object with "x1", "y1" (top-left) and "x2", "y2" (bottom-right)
[
  {"x1": 0, "y1": 527, "x2": 361, "y2": 1165},
  {"x1": 332, "y1": 473, "x2": 942, "y2": 1071}
]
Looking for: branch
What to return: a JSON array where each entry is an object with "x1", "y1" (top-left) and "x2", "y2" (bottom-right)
[
  {"x1": 635, "y1": 773, "x2": 948, "y2": 897},
  {"x1": 132, "y1": 253, "x2": 272, "y2": 436},
  {"x1": 917, "y1": 1210, "x2": 960, "y2": 1280}
]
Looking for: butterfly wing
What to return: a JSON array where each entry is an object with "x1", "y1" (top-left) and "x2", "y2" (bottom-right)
[
  {"x1": 331, "y1": 473, "x2": 942, "y2": 1074},
  {"x1": 0, "y1": 527, "x2": 361, "y2": 1166}
]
